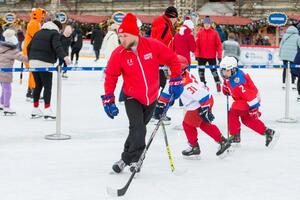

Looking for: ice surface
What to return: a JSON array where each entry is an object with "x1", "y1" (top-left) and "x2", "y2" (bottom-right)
[{"x1": 0, "y1": 58, "x2": 299, "y2": 200}]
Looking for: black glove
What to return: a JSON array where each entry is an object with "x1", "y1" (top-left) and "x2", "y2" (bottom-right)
[
  {"x1": 154, "y1": 102, "x2": 166, "y2": 120},
  {"x1": 198, "y1": 106, "x2": 215, "y2": 123}
]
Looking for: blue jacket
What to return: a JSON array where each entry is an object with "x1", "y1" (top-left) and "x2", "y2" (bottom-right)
[{"x1": 279, "y1": 26, "x2": 300, "y2": 62}]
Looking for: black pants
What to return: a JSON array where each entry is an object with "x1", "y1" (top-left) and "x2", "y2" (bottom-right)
[
  {"x1": 159, "y1": 68, "x2": 167, "y2": 89},
  {"x1": 94, "y1": 48, "x2": 100, "y2": 60},
  {"x1": 282, "y1": 60, "x2": 296, "y2": 84},
  {"x1": 59, "y1": 58, "x2": 67, "y2": 73},
  {"x1": 32, "y1": 72, "x2": 53, "y2": 105},
  {"x1": 121, "y1": 98, "x2": 156, "y2": 165},
  {"x1": 197, "y1": 58, "x2": 221, "y2": 84},
  {"x1": 71, "y1": 48, "x2": 80, "y2": 62}
]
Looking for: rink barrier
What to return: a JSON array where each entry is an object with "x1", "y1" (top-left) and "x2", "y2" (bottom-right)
[
  {"x1": 1, "y1": 64, "x2": 300, "y2": 72},
  {"x1": 1, "y1": 64, "x2": 298, "y2": 140}
]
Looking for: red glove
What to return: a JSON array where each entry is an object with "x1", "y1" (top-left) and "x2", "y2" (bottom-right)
[
  {"x1": 249, "y1": 108, "x2": 261, "y2": 119},
  {"x1": 222, "y1": 84, "x2": 231, "y2": 96}
]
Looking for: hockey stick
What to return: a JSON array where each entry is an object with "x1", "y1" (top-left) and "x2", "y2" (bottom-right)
[
  {"x1": 161, "y1": 121, "x2": 175, "y2": 172},
  {"x1": 226, "y1": 94, "x2": 229, "y2": 139},
  {"x1": 107, "y1": 95, "x2": 174, "y2": 197}
]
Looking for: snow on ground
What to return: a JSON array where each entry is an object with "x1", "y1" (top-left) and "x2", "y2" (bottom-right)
[{"x1": 0, "y1": 58, "x2": 300, "y2": 200}]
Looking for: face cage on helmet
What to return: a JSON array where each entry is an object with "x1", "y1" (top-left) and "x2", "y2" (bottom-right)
[{"x1": 220, "y1": 67, "x2": 237, "y2": 79}]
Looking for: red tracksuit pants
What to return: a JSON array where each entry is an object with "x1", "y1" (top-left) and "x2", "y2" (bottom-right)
[
  {"x1": 182, "y1": 110, "x2": 223, "y2": 146},
  {"x1": 228, "y1": 109, "x2": 266, "y2": 136}
]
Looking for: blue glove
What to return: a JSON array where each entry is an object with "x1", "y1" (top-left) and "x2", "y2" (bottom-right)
[
  {"x1": 154, "y1": 102, "x2": 166, "y2": 120},
  {"x1": 169, "y1": 76, "x2": 183, "y2": 99},
  {"x1": 101, "y1": 94, "x2": 119, "y2": 119},
  {"x1": 198, "y1": 106, "x2": 215, "y2": 123}
]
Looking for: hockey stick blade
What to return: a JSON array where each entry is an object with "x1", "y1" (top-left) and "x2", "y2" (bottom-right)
[
  {"x1": 107, "y1": 171, "x2": 136, "y2": 197},
  {"x1": 106, "y1": 187, "x2": 118, "y2": 197},
  {"x1": 173, "y1": 168, "x2": 188, "y2": 176}
]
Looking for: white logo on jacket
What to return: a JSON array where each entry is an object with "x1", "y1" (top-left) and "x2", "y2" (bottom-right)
[
  {"x1": 127, "y1": 58, "x2": 134, "y2": 66},
  {"x1": 144, "y1": 53, "x2": 152, "y2": 60}
]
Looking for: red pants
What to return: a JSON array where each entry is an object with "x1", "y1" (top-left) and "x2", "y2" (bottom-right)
[
  {"x1": 229, "y1": 109, "x2": 266, "y2": 136},
  {"x1": 183, "y1": 110, "x2": 222, "y2": 146}
]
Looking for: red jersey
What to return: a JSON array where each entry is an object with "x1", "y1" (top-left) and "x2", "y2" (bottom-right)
[{"x1": 223, "y1": 69, "x2": 260, "y2": 110}]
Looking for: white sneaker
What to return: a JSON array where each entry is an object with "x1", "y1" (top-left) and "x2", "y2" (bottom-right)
[
  {"x1": 3, "y1": 107, "x2": 16, "y2": 115},
  {"x1": 31, "y1": 107, "x2": 43, "y2": 119},
  {"x1": 292, "y1": 83, "x2": 297, "y2": 90},
  {"x1": 44, "y1": 107, "x2": 56, "y2": 120}
]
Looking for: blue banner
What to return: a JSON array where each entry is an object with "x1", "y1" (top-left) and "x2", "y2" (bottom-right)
[{"x1": 0, "y1": 65, "x2": 300, "y2": 73}]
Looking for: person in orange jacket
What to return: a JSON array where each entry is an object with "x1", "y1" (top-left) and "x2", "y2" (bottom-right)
[{"x1": 22, "y1": 8, "x2": 46, "y2": 100}]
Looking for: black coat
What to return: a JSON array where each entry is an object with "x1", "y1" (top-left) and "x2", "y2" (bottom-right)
[
  {"x1": 27, "y1": 22, "x2": 67, "y2": 63},
  {"x1": 71, "y1": 29, "x2": 83, "y2": 50},
  {"x1": 60, "y1": 34, "x2": 72, "y2": 55},
  {"x1": 91, "y1": 27, "x2": 104, "y2": 50}
]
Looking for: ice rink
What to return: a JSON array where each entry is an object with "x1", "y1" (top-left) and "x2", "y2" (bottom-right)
[{"x1": 0, "y1": 58, "x2": 300, "y2": 200}]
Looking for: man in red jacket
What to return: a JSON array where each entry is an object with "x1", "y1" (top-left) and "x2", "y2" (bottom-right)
[
  {"x1": 151, "y1": 6, "x2": 178, "y2": 89},
  {"x1": 195, "y1": 16, "x2": 222, "y2": 92},
  {"x1": 101, "y1": 13, "x2": 183, "y2": 174}
]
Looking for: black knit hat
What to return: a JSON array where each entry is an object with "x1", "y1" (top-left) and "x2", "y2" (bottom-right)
[
  {"x1": 53, "y1": 20, "x2": 63, "y2": 30},
  {"x1": 165, "y1": 6, "x2": 178, "y2": 18}
]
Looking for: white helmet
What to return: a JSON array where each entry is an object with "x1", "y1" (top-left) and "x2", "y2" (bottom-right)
[{"x1": 220, "y1": 56, "x2": 238, "y2": 70}]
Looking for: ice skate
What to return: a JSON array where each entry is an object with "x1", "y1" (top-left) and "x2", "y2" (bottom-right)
[
  {"x1": 31, "y1": 107, "x2": 43, "y2": 119},
  {"x1": 229, "y1": 133, "x2": 241, "y2": 147},
  {"x1": 112, "y1": 159, "x2": 127, "y2": 174},
  {"x1": 26, "y1": 88, "x2": 33, "y2": 102},
  {"x1": 216, "y1": 137, "x2": 231, "y2": 158},
  {"x1": 44, "y1": 107, "x2": 56, "y2": 120},
  {"x1": 0, "y1": 104, "x2": 3, "y2": 111},
  {"x1": 265, "y1": 128, "x2": 279, "y2": 149},
  {"x1": 182, "y1": 142, "x2": 201, "y2": 159},
  {"x1": 62, "y1": 72, "x2": 68, "y2": 79},
  {"x1": 292, "y1": 83, "x2": 297, "y2": 90},
  {"x1": 297, "y1": 95, "x2": 300, "y2": 102},
  {"x1": 3, "y1": 107, "x2": 16, "y2": 116}
]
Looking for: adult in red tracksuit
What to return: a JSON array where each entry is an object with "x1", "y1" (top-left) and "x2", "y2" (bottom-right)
[
  {"x1": 151, "y1": 6, "x2": 178, "y2": 88},
  {"x1": 174, "y1": 18, "x2": 196, "y2": 65},
  {"x1": 101, "y1": 13, "x2": 183, "y2": 173},
  {"x1": 220, "y1": 56, "x2": 278, "y2": 148},
  {"x1": 195, "y1": 16, "x2": 222, "y2": 92}
]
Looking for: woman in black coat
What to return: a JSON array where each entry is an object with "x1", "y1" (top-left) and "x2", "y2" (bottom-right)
[
  {"x1": 91, "y1": 25, "x2": 104, "y2": 61},
  {"x1": 71, "y1": 27, "x2": 83, "y2": 65}
]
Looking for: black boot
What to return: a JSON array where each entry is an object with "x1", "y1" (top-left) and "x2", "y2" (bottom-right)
[
  {"x1": 216, "y1": 137, "x2": 231, "y2": 156},
  {"x1": 26, "y1": 88, "x2": 33, "y2": 99},
  {"x1": 182, "y1": 142, "x2": 201, "y2": 157}
]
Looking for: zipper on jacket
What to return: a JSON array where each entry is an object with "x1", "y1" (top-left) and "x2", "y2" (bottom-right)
[{"x1": 135, "y1": 53, "x2": 150, "y2": 105}]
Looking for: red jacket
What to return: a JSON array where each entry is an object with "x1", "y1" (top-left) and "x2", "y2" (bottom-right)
[
  {"x1": 195, "y1": 28, "x2": 222, "y2": 59},
  {"x1": 223, "y1": 69, "x2": 260, "y2": 111},
  {"x1": 104, "y1": 37, "x2": 182, "y2": 106},
  {"x1": 151, "y1": 15, "x2": 175, "y2": 49},
  {"x1": 174, "y1": 26, "x2": 196, "y2": 64}
]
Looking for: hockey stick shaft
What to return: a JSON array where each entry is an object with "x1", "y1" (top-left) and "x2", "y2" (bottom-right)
[
  {"x1": 113, "y1": 95, "x2": 174, "y2": 197},
  {"x1": 226, "y1": 94, "x2": 229, "y2": 139},
  {"x1": 161, "y1": 122, "x2": 175, "y2": 172}
]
